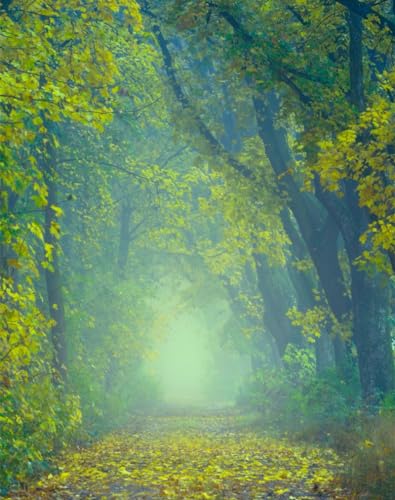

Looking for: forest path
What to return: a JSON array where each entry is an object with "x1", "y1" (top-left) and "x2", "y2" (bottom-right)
[{"x1": 10, "y1": 412, "x2": 348, "y2": 499}]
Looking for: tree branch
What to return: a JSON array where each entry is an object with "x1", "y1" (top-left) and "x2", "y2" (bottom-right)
[
  {"x1": 336, "y1": 0, "x2": 395, "y2": 36},
  {"x1": 153, "y1": 24, "x2": 255, "y2": 180}
]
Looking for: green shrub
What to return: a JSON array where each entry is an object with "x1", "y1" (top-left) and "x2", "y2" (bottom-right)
[
  {"x1": 238, "y1": 346, "x2": 395, "y2": 499},
  {"x1": 237, "y1": 346, "x2": 359, "y2": 441},
  {"x1": 341, "y1": 412, "x2": 395, "y2": 499},
  {"x1": 0, "y1": 376, "x2": 81, "y2": 493}
]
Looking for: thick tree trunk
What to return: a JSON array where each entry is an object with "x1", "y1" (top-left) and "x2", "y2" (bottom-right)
[
  {"x1": 348, "y1": 11, "x2": 365, "y2": 112},
  {"x1": 253, "y1": 95, "x2": 351, "y2": 375},
  {"x1": 254, "y1": 254, "x2": 303, "y2": 356},
  {"x1": 315, "y1": 181, "x2": 394, "y2": 401},
  {"x1": 253, "y1": 94, "x2": 351, "y2": 325},
  {"x1": 280, "y1": 215, "x2": 336, "y2": 373},
  {"x1": 352, "y1": 268, "x2": 394, "y2": 403},
  {"x1": 344, "y1": 192, "x2": 394, "y2": 402},
  {"x1": 333, "y1": 8, "x2": 394, "y2": 401},
  {"x1": 315, "y1": 333, "x2": 334, "y2": 373},
  {"x1": 250, "y1": 332, "x2": 281, "y2": 371},
  {"x1": 223, "y1": 273, "x2": 282, "y2": 369}
]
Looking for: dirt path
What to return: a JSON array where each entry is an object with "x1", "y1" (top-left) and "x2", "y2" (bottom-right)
[{"x1": 8, "y1": 413, "x2": 348, "y2": 499}]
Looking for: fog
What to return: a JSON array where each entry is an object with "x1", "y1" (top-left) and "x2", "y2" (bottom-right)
[
  {"x1": 2, "y1": 1, "x2": 394, "y2": 496},
  {"x1": 147, "y1": 274, "x2": 251, "y2": 407},
  {"x1": 153, "y1": 315, "x2": 211, "y2": 405}
]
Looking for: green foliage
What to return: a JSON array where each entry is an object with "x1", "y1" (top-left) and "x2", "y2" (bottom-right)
[
  {"x1": 314, "y1": 88, "x2": 395, "y2": 274},
  {"x1": 340, "y1": 412, "x2": 395, "y2": 499},
  {"x1": 1, "y1": 0, "x2": 395, "y2": 495},
  {"x1": 238, "y1": 346, "x2": 359, "y2": 439},
  {"x1": 0, "y1": 376, "x2": 81, "y2": 492},
  {"x1": 0, "y1": 0, "x2": 161, "y2": 490}
]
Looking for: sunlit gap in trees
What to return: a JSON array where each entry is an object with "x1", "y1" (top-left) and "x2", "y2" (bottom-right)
[
  {"x1": 150, "y1": 314, "x2": 251, "y2": 407},
  {"x1": 148, "y1": 278, "x2": 251, "y2": 408}
]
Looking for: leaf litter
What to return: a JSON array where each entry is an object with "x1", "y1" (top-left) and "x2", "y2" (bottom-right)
[{"x1": 8, "y1": 413, "x2": 348, "y2": 499}]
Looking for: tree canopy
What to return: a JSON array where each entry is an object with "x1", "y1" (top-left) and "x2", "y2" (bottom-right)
[{"x1": 0, "y1": 0, "x2": 394, "y2": 496}]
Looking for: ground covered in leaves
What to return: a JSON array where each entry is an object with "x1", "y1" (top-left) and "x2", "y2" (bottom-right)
[{"x1": 8, "y1": 412, "x2": 348, "y2": 499}]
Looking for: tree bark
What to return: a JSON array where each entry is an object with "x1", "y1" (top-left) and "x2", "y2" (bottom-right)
[
  {"x1": 352, "y1": 264, "x2": 394, "y2": 403},
  {"x1": 281, "y1": 211, "x2": 337, "y2": 374},
  {"x1": 254, "y1": 253, "x2": 303, "y2": 356},
  {"x1": 315, "y1": 180, "x2": 394, "y2": 401},
  {"x1": 348, "y1": 11, "x2": 365, "y2": 111},
  {"x1": 253, "y1": 94, "x2": 351, "y2": 326},
  {"x1": 344, "y1": 8, "x2": 393, "y2": 401},
  {"x1": 335, "y1": 0, "x2": 395, "y2": 36},
  {"x1": 118, "y1": 198, "x2": 133, "y2": 275},
  {"x1": 43, "y1": 151, "x2": 67, "y2": 384}
]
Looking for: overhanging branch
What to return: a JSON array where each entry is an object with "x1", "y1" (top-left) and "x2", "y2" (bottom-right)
[
  {"x1": 153, "y1": 24, "x2": 255, "y2": 181},
  {"x1": 336, "y1": 0, "x2": 395, "y2": 36}
]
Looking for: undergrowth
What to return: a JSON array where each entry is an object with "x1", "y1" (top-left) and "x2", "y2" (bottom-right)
[{"x1": 237, "y1": 346, "x2": 395, "y2": 499}]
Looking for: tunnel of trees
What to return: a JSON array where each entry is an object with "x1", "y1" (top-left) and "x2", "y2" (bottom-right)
[{"x1": 0, "y1": 0, "x2": 394, "y2": 498}]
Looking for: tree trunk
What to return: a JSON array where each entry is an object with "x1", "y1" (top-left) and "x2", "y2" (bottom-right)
[
  {"x1": 352, "y1": 268, "x2": 394, "y2": 403},
  {"x1": 315, "y1": 180, "x2": 394, "y2": 401},
  {"x1": 106, "y1": 197, "x2": 133, "y2": 391},
  {"x1": 253, "y1": 94, "x2": 352, "y2": 375},
  {"x1": 118, "y1": 198, "x2": 132, "y2": 275},
  {"x1": 43, "y1": 155, "x2": 67, "y2": 384},
  {"x1": 281, "y1": 210, "x2": 342, "y2": 375},
  {"x1": 347, "y1": 11, "x2": 365, "y2": 112},
  {"x1": 319, "y1": 9, "x2": 395, "y2": 402},
  {"x1": 253, "y1": 94, "x2": 351, "y2": 325},
  {"x1": 315, "y1": 333, "x2": 334, "y2": 374},
  {"x1": 344, "y1": 189, "x2": 394, "y2": 402},
  {"x1": 254, "y1": 253, "x2": 303, "y2": 356}
]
